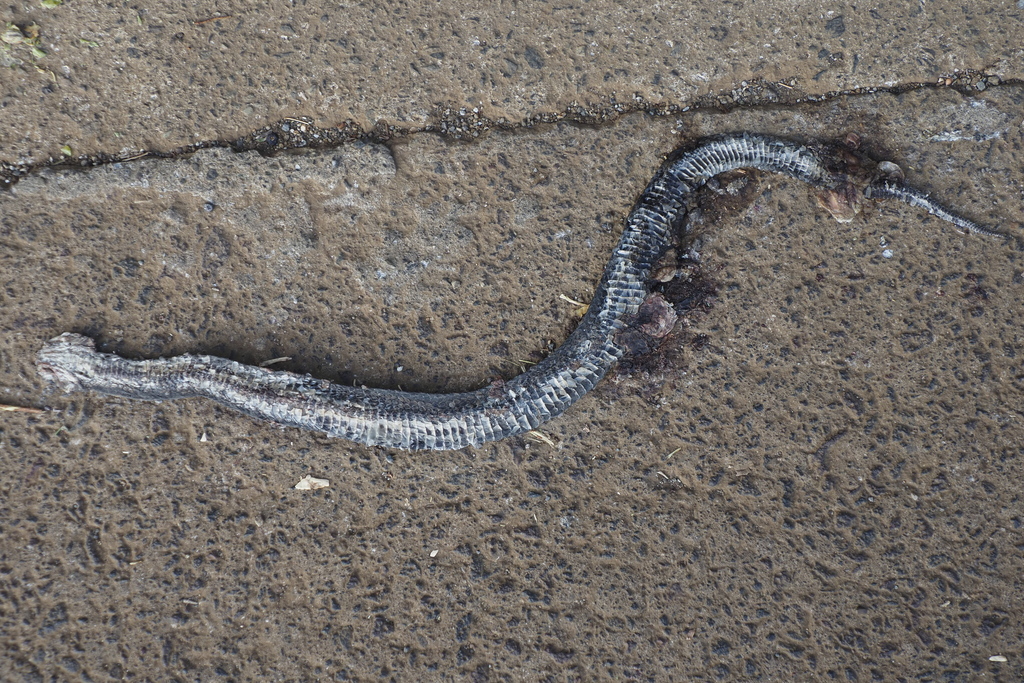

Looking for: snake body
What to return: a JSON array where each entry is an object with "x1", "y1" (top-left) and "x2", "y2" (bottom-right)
[{"x1": 36, "y1": 133, "x2": 999, "y2": 450}]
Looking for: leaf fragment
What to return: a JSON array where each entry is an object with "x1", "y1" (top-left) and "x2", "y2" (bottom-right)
[
  {"x1": 294, "y1": 475, "x2": 330, "y2": 491},
  {"x1": 1, "y1": 24, "x2": 24, "y2": 45}
]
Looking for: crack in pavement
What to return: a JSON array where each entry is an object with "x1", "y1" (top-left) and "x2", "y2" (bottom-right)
[{"x1": 0, "y1": 70, "x2": 1013, "y2": 189}]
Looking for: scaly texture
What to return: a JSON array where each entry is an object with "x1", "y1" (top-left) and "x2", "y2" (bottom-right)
[
  {"x1": 865, "y1": 178, "x2": 1003, "y2": 237},
  {"x1": 36, "y1": 133, "x2": 1000, "y2": 450}
]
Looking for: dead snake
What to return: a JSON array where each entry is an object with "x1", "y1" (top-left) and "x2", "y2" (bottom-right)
[{"x1": 36, "y1": 133, "x2": 1001, "y2": 450}]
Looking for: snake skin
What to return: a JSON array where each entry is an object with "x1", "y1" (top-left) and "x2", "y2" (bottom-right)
[{"x1": 37, "y1": 133, "x2": 999, "y2": 450}]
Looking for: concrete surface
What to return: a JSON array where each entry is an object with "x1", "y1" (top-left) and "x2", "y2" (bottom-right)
[{"x1": 1, "y1": 2, "x2": 1023, "y2": 680}]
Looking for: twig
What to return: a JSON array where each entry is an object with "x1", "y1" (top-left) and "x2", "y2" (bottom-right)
[{"x1": 0, "y1": 403, "x2": 45, "y2": 414}]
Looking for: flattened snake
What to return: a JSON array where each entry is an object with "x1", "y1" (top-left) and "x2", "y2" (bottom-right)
[{"x1": 36, "y1": 133, "x2": 1002, "y2": 450}]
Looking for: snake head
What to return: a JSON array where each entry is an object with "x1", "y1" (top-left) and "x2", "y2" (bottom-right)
[{"x1": 36, "y1": 333, "x2": 95, "y2": 392}]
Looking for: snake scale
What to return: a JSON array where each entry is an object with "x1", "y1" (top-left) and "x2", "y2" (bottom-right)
[{"x1": 36, "y1": 133, "x2": 1001, "y2": 450}]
